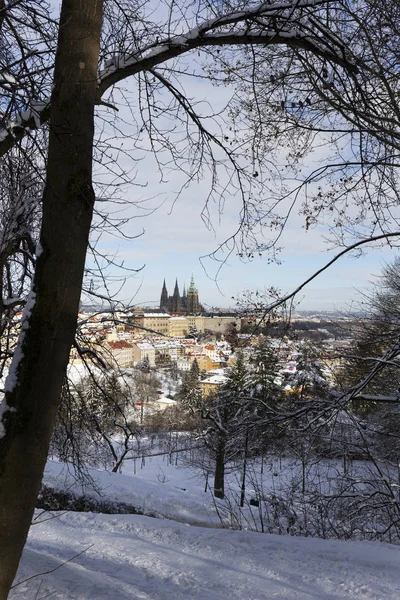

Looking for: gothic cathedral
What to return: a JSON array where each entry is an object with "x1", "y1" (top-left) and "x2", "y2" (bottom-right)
[{"x1": 160, "y1": 275, "x2": 201, "y2": 314}]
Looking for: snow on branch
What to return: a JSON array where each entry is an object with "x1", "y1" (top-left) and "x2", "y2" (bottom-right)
[
  {"x1": 0, "y1": 0, "x2": 353, "y2": 157},
  {"x1": 352, "y1": 394, "x2": 400, "y2": 404},
  {"x1": 0, "y1": 286, "x2": 36, "y2": 439},
  {"x1": 97, "y1": 0, "x2": 354, "y2": 96},
  {"x1": 0, "y1": 100, "x2": 50, "y2": 158}
]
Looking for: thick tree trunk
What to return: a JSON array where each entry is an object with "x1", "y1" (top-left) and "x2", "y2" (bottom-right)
[
  {"x1": 214, "y1": 436, "x2": 226, "y2": 499},
  {"x1": 0, "y1": 1, "x2": 103, "y2": 597}
]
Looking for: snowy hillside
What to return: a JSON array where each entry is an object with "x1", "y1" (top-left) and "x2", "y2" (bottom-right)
[
  {"x1": 9, "y1": 457, "x2": 400, "y2": 599},
  {"x1": 11, "y1": 511, "x2": 400, "y2": 600}
]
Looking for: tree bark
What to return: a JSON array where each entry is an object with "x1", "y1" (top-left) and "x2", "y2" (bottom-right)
[
  {"x1": 214, "y1": 436, "x2": 226, "y2": 499},
  {"x1": 0, "y1": 1, "x2": 103, "y2": 597}
]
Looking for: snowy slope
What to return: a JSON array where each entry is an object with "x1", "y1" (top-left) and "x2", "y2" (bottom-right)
[
  {"x1": 11, "y1": 511, "x2": 400, "y2": 599},
  {"x1": 8, "y1": 457, "x2": 400, "y2": 599},
  {"x1": 43, "y1": 459, "x2": 220, "y2": 527}
]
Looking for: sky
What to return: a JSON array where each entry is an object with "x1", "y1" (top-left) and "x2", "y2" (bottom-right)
[
  {"x1": 86, "y1": 2, "x2": 399, "y2": 314},
  {"x1": 91, "y1": 106, "x2": 396, "y2": 313},
  {"x1": 93, "y1": 169, "x2": 396, "y2": 313}
]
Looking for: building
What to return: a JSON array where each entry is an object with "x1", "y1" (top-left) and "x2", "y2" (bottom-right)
[
  {"x1": 168, "y1": 316, "x2": 189, "y2": 337},
  {"x1": 128, "y1": 310, "x2": 171, "y2": 336},
  {"x1": 160, "y1": 275, "x2": 201, "y2": 314},
  {"x1": 202, "y1": 315, "x2": 241, "y2": 334},
  {"x1": 105, "y1": 340, "x2": 134, "y2": 368},
  {"x1": 200, "y1": 373, "x2": 228, "y2": 397},
  {"x1": 132, "y1": 342, "x2": 156, "y2": 367}
]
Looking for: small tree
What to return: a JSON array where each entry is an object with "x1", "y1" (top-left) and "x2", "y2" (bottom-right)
[
  {"x1": 202, "y1": 352, "x2": 251, "y2": 499},
  {"x1": 286, "y1": 342, "x2": 329, "y2": 402},
  {"x1": 51, "y1": 370, "x2": 139, "y2": 473},
  {"x1": 176, "y1": 359, "x2": 202, "y2": 408},
  {"x1": 134, "y1": 370, "x2": 160, "y2": 424},
  {"x1": 138, "y1": 355, "x2": 151, "y2": 373},
  {"x1": 247, "y1": 339, "x2": 284, "y2": 455}
]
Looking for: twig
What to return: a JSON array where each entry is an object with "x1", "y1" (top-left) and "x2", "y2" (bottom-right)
[{"x1": 11, "y1": 544, "x2": 94, "y2": 589}]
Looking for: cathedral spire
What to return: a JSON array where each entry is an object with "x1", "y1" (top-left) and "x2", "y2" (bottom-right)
[
  {"x1": 182, "y1": 283, "x2": 187, "y2": 308},
  {"x1": 160, "y1": 279, "x2": 168, "y2": 310},
  {"x1": 172, "y1": 279, "x2": 181, "y2": 312},
  {"x1": 173, "y1": 278, "x2": 180, "y2": 297}
]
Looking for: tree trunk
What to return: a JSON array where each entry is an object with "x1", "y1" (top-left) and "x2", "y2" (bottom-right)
[
  {"x1": 214, "y1": 436, "x2": 226, "y2": 499},
  {"x1": 0, "y1": 1, "x2": 103, "y2": 596}
]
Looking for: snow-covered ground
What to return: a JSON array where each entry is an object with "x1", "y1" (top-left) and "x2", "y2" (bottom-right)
[
  {"x1": 9, "y1": 454, "x2": 400, "y2": 599},
  {"x1": 11, "y1": 511, "x2": 400, "y2": 600}
]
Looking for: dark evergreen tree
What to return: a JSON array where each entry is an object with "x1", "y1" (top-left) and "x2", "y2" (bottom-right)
[
  {"x1": 176, "y1": 359, "x2": 202, "y2": 409},
  {"x1": 139, "y1": 355, "x2": 151, "y2": 373}
]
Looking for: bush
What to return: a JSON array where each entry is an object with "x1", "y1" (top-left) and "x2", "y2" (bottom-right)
[{"x1": 36, "y1": 485, "x2": 155, "y2": 516}]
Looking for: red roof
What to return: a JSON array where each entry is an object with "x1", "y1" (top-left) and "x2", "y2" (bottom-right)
[{"x1": 108, "y1": 340, "x2": 133, "y2": 349}]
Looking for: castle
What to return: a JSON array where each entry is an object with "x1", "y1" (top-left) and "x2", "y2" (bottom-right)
[{"x1": 160, "y1": 275, "x2": 202, "y2": 314}]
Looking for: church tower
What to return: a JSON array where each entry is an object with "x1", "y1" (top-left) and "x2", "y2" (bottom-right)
[
  {"x1": 160, "y1": 279, "x2": 168, "y2": 311},
  {"x1": 186, "y1": 274, "x2": 200, "y2": 314}
]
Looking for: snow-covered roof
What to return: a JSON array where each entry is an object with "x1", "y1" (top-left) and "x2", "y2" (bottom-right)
[
  {"x1": 202, "y1": 375, "x2": 228, "y2": 385},
  {"x1": 135, "y1": 342, "x2": 155, "y2": 350}
]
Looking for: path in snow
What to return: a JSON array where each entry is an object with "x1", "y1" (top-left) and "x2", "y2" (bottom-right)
[{"x1": 11, "y1": 511, "x2": 400, "y2": 600}]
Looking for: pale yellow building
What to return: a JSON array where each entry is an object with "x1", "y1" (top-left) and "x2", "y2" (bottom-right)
[
  {"x1": 132, "y1": 342, "x2": 156, "y2": 367},
  {"x1": 106, "y1": 340, "x2": 134, "y2": 368},
  {"x1": 130, "y1": 311, "x2": 171, "y2": 337},
  {"x1": 168, "y1": 316, "x2": 189, "y2": 337},
  {"x1": 186, "y1": 315, "x2": 205, "y2": 333},
  {"x1": 200, "y1": 374, "x2": 228, "y2": 397},
  {"x1": 202, "y1": 316, "x2": 241, "y2": 334}
]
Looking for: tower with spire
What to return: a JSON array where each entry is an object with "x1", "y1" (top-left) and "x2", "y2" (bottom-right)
[
  {"x1": 160, "y1": 279, "x2": 168, "y2": 311},
  {"x1": 159, "y1": 276, "x2": 201, "y2": 314},
  {"x1": 186, "y1": 274, "x2": 200, "y2": 314},
  {"x1": 182, "y1": 284, "x2": 187, "y2": 309},
  {"x1": 171, "y1": 279, "x2": 181, "y2": 312}
]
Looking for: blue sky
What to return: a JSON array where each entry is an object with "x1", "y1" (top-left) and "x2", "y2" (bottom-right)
[
  {"x1": 92, "y1": 105, "x2": 397, "y2": 312},
  {"x1": 93, "y1": 179, "x2": 396, "y2": 312}
]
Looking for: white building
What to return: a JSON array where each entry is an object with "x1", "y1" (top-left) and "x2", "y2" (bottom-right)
[
  {"x1": 132, "y1": 342, "x2": 156, "y2": 367},
  {"x1": 177, "y1": 357, "x2": 191, "y2": 371}
]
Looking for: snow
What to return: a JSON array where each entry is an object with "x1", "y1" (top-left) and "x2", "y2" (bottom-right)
[
  {"x1": 0, "y1": 288, "x2": 38, "y2": 437},
  {"x1": 0, "y1": 99, "x2": 49, "y2": 143},
  {"x1": 0, "y1": 73, "x2": 17, "y2": 84},
  {"x1": 11, "y1": 506, "x2": 400, "y2": 599},
  {"x1": 42, "y1": 459, "x2": 216, "y2": 527},
  {"x1": 8, "y1": 453, "x2": 400, "y2": 598},
  {"x1": 3, "y1": 288, "x2": 36, "y2": 394}
]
